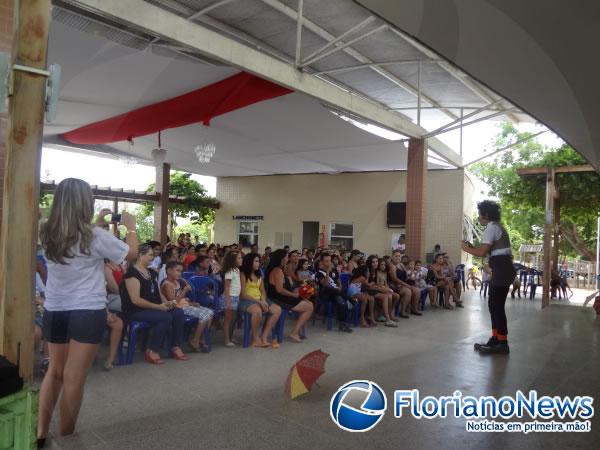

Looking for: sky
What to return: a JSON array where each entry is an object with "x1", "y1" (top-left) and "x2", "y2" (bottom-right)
[{"x1": 40, "y1": 119, "x2": 564, "y2": 202}]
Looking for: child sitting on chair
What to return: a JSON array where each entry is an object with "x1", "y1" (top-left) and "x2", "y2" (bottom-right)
[{"x1": 161, "y1": 261, "x2": 213, "y2": 353}]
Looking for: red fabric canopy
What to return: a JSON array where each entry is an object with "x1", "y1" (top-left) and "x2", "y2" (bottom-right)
[{"x1": 63, "y1": 72, "x2": 292, "y2": 145}]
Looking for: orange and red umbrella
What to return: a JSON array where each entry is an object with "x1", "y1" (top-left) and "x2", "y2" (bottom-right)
[{"x1": 285, "y1": 349, "x2": 330, "y2": 399}]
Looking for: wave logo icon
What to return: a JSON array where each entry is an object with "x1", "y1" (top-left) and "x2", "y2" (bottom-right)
[{"x1": 330, "y1": 380, "x2": 387, "y2": 432}]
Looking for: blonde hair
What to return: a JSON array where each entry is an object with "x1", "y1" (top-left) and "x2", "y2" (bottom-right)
[{"x1": 40, "y1": 178, "x2": 95, "y2": 264}]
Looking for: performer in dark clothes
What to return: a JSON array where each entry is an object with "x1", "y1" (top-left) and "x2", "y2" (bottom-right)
[{"x1": 462, "y1": 201, "x2": 516, "y2": 354}]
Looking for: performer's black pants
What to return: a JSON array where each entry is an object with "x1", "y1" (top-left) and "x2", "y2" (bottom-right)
[{"x1": 488, "y1": 285, "x2": 510, "y2": 336}]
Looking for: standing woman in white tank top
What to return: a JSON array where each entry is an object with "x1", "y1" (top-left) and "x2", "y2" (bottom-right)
[
  {"x1": 37, "y1": 178, "x2": 138, "y2": 446},
  {"x1": 462, "y1": 200, "x2": 515, "y2": 355}
]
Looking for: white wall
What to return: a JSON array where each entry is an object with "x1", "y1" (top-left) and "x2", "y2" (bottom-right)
[{"x1": 214, "y1": 169, "x2": 468, "y2": 263}]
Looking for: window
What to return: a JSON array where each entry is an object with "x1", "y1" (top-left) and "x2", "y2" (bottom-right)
[
  {"x1": 238, "y1": 221, "x2": 258, "y2": 247},
  {"x1": 329, "y1": 223, "x2": 353, "y2": 251},
  {"x1": 275, "y1": 231, "x2": 292, "y2": 248}
]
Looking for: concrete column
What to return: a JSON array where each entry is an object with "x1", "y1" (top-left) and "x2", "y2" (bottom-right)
[{"x1": 405, "y1": 138, "x2": 427, "y2": 260}]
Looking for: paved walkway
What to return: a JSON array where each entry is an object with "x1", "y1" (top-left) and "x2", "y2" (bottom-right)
[{"x1": 46, "y1": 291, "x2": 600, "y2": 449}]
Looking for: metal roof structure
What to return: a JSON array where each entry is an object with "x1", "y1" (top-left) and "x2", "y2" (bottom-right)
[
  {"x1": 356, "y1": 0, "x2": 600, "y2": 172},
  {"x1": 44, "y1": 0, "x2": 541, "y2": 176}
]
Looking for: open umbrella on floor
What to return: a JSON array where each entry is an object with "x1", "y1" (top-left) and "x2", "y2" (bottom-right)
[{"x1": 285, "y1": 349, "x2": 330, "y2": 399}]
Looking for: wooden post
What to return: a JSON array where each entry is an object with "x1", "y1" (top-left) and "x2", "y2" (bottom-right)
[
  {"x1": 160, "y1": 163, "x2": 170, "y2": 244},
  {"x1": 112, "y1": 198, "x2": 119, "y2": 236},
  {"x1": 153, "y1": 163, "x2": 170, "y2": 244},
  {"x1": 0, "y1": 0, "x2": 51, "y2": 381},
  {"x1": 552, "y1": 194, "x2": 560, "y2": 273},
  {"x1": 542, "y1": 168, "x2": 554, "y2": 308}
]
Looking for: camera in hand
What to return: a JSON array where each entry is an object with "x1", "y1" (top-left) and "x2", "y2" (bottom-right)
[{"x1": 111, "y1": 213, "x2": 122, "y2": 223}]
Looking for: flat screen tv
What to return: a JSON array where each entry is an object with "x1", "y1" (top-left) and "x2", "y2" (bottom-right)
[{"x1": 387, "y1": 202, "x2": 406, "y2": 227}]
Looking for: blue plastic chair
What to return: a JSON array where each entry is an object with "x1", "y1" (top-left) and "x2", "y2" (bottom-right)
[
  {"x1": 454, "y1": 264, "x2": 465, "y2": 290},
  {"x1": 419, "y1": 288, "x2": 429, "y2": 310},
  {"x1": 312, "y1": 284, "x2": 335, "y2": 330},
  {"x1": 119, "y1": 320, "x2": 153, "y2": 365},
  {"x1": 182, "y1": 271, "x2": 196, "y2": 281},
  {"x1": 340, "y1": 273, "x2": 350, "y2": 291},
  {"x1": 273, "y1": 308, "x2": 306, "y2": 343},
  {"x1": 188, "y1": 276, "x2": 219, "y2": 308}
]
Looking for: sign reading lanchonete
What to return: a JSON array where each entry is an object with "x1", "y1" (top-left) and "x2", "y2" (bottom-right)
[
  {"x1": 330, "y1": 381, "x2": 594, "y2": 434},
  {"x1": 232, "y1": 215, "x2": 264, "y2": 220}
]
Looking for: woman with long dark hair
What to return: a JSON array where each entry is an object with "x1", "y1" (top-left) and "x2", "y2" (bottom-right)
[
  {"x1": 462, "y1": 200, "x2": 516, "y2": 354},
  {"x1": 239, "y1": 253, "x2": 282, "y2": 348},
  {"x1": 37, "y1": 178, "x2": 138, "y2": 445},
  {"x1": 265, "y1": 249, "x2": 313, "y2": 342}
]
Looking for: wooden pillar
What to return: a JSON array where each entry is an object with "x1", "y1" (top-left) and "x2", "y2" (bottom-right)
[
  {"x1": 112, "y1": 198, "x2": 119, "y2": 236},
  {"x1": 153, "y1": 163, "x2": 170, "y2": 244},
  {"x1": 0, "y1": 0, "x2": 16, "y2": 235},
  {"x1": 0, "y1": 0, "x2": 51, "y2": 381},
  {"x1": 542, "y1": 168, "x2": 555, "y2": 308},
  {"x1": 552, "y1": 194, "x2": 560, "y2": 272},
  {"x1": 405, "y1": 138, "x2": 426, "y2": 260}
]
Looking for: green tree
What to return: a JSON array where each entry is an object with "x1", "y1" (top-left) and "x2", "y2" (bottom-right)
[
  {"x1": 469, "y1": 123, "x2": 600, "y2": 258},
  {"x1": 140, "y1": 171, "x2": 218, "y2": 238}
]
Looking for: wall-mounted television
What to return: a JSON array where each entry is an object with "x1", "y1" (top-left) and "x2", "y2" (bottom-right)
[{"x1": 387, "y1": 202, "x2": 406, "y2": 227}]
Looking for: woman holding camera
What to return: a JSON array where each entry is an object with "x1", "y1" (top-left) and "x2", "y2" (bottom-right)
[
  {"x1": 121, "y1": 244, "x2": 188, "y2": 364},
  {"x1": 37, "y1": 178, "x2": 138, "y2": 446}
]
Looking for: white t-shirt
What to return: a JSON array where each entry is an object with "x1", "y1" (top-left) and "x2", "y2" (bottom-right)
[
  {"x1": 148, "y1": 256, "x2": 161, "y2": 270},
  {"x1": 481, "y1": 222, "x2": 512, "y2": 256},
  {"x1": 44, "y1": 227, "x2": 129, "y2": 311},
  {"x1": 224, "y1": 269, "x2": 241, "y2": 296}
]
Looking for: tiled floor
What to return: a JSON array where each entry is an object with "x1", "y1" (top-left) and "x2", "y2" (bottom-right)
[{"x1": 45, "y1": 290, "x2": 600, "y2": 449}]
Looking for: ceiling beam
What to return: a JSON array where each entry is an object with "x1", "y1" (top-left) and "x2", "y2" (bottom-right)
[
  {"x1": 387, "y1": 27, "x2": 521, "y2": 124},
  {"x1": 517, "y1": 164, "x2": 595, "y2": 176},
  {"x1": 258, "y1": 0, "x2": 459, "y2": 120},
  {"x1": 60, "y1": 0, "x2": 464, "y2": 166}
]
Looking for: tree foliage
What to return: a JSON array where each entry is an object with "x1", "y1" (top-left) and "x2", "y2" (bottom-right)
[
  {"x1": 469, "y1": 123, "x2": 600, "y2": 258},
  {"x1": 140, "y1": 171, "x2": 218, "y2": 227}
]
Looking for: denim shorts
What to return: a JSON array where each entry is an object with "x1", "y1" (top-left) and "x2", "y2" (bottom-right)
[
  {"x1": 216, "y1": 295, "x2": 240, "y2": 312},
  {"x1": 238, "y1": 299, "x2": 273, "y2": 313},
  {"x1": 42, "y1": 309, "x2": 107, "y2": 344}
]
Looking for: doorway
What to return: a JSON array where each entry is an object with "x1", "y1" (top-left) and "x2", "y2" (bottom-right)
[{"x1": 302, "y1": 221, "x2": 319, "y2": 250}]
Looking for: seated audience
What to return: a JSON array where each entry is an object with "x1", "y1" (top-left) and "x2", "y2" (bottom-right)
[
  {"x1": 366, "y1": 255, "x2": 398, "y2": 326},
  {"x1": 122, "y1": 244, "x2": 188, "y2": 364},
  {"x1": 161, "y1": 261, "x2": 213, "y2": 352},
  {"x1": 265, "y1": 249, "x2": 313, "y2": 342},
  {"x1": 432, "y1": 253, "x2": 456, "y2": 309},
  {"x1": 388, "y1": 251, "x2": 421, "y2": 317},
  {"x1": 411, "y1": 260, "x2": 438, "y2": 309},
  {"x1": 443, "y1": 254, "x2": 464, "y2": 307},
  {"x1": 296, "y1": 258, "x2": 314, "y2": 282},
  {"x1": 347, "y1": 266, "x2": 376, "y2": 327},
  {"x1": 239, "y1": 253, "x2": 282, "y2": 348},
  {"x1": 315, "y1": 252, "x2": 353, "y2": 333}
]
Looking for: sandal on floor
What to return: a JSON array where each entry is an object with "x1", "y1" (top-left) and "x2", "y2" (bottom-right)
[
  {"x1": 144, "y1": 350, "x2": 165, "y2": 365},
  {"x1": 225, "y1": 342, "x2": 236, "y2": 347},
  {"x1": 252, "y1": 342, "x2": 270, "y2": 348},
  {"x1": 171, "y1": 347, "x2": 189, "y2": 361},
  {"x1": 271, "y1": 340, "x2": 280, "y2": 349},
  {"x1": 103, "y1": 360, "x2": 114, "y2": 371}
]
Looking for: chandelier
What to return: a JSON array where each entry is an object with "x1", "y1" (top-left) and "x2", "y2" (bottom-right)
[{"x1": 194, "y1": 141, "x2": 216, "y2": 163}]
